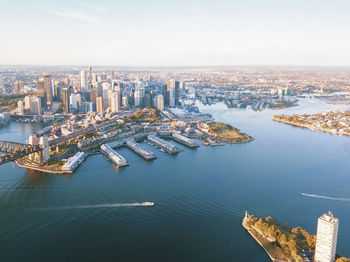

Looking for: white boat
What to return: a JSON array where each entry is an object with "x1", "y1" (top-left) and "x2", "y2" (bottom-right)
[{"x1": 141, "y1": 202, "x2": 154, "y2": 207}]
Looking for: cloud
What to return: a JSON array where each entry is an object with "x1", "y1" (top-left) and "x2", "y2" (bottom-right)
[
  {"x1": 53, "y1": 10, "x2": 105, "y2": 24},
  {"x1": 79, "y1": 2, "x2": 107, "y2": 12}
]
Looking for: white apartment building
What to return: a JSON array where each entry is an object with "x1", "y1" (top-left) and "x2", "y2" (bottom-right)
[{"x1": 315, "y1": 211, "x2": 339, "y2": 262}]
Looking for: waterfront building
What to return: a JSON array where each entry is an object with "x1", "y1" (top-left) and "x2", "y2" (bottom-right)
[
  {"x1": 29, "y1": 96, "x2": 42, "y2": 115},
  {"x1": 101, "y1": 144, "x2": 128, "y2": 167},
  {"x1": 62, "y1": 152, "x2": 86, "y2": 171},
  {"x1": 172, "y1": 133, "x2": 199, "y2": 147},
  {"x1": 147, "y1": 135, "x2": 179, "y2": 154},
  {"x1": 156, "y1": 94, "x2": 164, "y2": 111},
  {"x1": 315, "y1": 212, "x2": 339, "y2": 262},
  {"x1": 96, "y1": 97, "x2": 104, "y2": 113}
]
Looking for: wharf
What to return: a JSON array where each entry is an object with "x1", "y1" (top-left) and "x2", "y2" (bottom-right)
[
  {"x1": 171, "y1": 133, "x2": 199, "y2": 148},
  {"x1": 147, "y1": 135, "x2": 180, "y2": 154},
  {"x1": 124, "y1": 139, "x2": 156, "y2": 160},
  {"x1": 101, "y1": 144, "x2": 129, "y2": 167}
]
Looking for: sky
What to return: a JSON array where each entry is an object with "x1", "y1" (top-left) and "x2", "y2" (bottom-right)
[{"x1": 1, "y1": 0, "x2": 350, "y2": 66}]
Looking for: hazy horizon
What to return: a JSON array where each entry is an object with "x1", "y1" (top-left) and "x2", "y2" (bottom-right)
[{"x1": 1, "y1": 0, "x2": 350, "y2": 66}]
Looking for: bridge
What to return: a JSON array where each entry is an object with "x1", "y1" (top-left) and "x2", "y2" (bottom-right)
[{"x1": 0, "y1": 141, "x2": 42, "y2": 165}]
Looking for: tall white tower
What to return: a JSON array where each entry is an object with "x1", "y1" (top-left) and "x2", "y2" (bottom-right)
[
  {"x1": 111, "y1": 91, "x2": 120, "y2": 113},
  {"x1": 315, "y1": 211, "x2": 339, "y2": 262},
  {"x1": 80, "y1": 70, "x2": 87, "y2": 91},
  {"x1": 156, "y1": 94, "x2": 164, "y2": 111}
]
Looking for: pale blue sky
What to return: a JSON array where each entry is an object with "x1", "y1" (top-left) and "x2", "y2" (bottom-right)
[{"x1": 1, "y1": 0, "x2": 350, "y2": 66}]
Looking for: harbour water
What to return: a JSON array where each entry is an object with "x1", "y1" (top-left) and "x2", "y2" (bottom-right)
[{"x1": 0, "y1": 98, "x2": 349, "y2": 261}]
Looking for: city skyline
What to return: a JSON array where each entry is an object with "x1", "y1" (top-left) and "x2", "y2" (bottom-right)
[{"x1": 1, "y1": 0, "x2": 350, "y2": 66}]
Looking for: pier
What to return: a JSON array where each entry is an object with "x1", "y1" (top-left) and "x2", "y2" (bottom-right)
[
  {"x1": 101, "y1": 144, "x2": 129, "y2": 167},
  {"x1": 147, "y1": 135, "x2": 180, "y2": 154},
  {"x1": 171, "y1": 133, "x2": 199, "y2": 148},
  {"x1": 124, "y1": 139, "x2": 156, "y2": 160}
]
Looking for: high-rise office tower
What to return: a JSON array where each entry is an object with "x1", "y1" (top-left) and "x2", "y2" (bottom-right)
[
  {"x1": 156, "y1": 94, "x2": 164, "y2": 111},
  {"x1": 111, "y1": 92, "x2": 120, "y2": 113},
  {"x1": 145, "y1": 92, "x2": 152, "y2": 107},
  {"x1": 62, "y1": 88, "x2": 69, "y2": 114},
  {"x1": 17, "y1": 101, "x2": 24, "y2": 115},
  {"x1": 29, "y1": 96, "x2": 42, "y2": 115},
  {"x1": 134, "y1": 89, "x2": 141, "y2": 107},
  {"x1": 36, "y1": 79, "x2": 46, "y2": 109},
  {"x1": 80, "y1": 70, "x2": 87, "y2": 91},
  {"x1": 315, "y1": 212, "x2": 339, "y2": 262},
  {"x1": 44, "y1": 74, "x2": 52, "y2": 106},
  {"x1": 88, "y1": 65, "x2": 92, "y2": 83},
  {"x1": 167, "y1": 80, "x2": 180, "y2": 106},
  {"x1": 96, "y1": 97, "x2": 104, "y2": 113},
  {"x1": 90, "y1": 88, "x2": 97, "y2": 104},
  {"x1": 14, "y1": 81, "x2": 21, "y2": 92},
  {"x1": 122, "y1": 96, "x2": 128, "y2": 108}
]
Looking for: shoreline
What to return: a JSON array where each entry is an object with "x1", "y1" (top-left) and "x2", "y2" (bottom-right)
[
  {"x1": 242, "y1": 217, "x2": 290, "y2": 262},
  {"x1": 272, "y1": 115, "x2": 350, "y2": 136}
]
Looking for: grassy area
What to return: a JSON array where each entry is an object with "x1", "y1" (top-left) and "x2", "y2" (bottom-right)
[
  {"x1": 0, "y1": 94, "x2": 26, "y2": 110},
  {"x1": 127, "y1": 108, "x2": 160, "y2": 122},
  {"x1": 207, "y1": 122, "x2": 253, "y2": 143}
]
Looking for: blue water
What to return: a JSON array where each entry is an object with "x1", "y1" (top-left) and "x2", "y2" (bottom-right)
[{"x1": 0, "y1": 98, "x2": 349, "y2": 261}]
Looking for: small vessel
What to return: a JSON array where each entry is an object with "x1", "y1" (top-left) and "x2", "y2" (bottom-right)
[{"x1": 141, "y1": 202, "x2": 154, "y2": 207}]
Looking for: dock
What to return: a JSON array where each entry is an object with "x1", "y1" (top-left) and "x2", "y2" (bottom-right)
[
  {"x1": 101, "y1": 144, "x2": 129, "y2": 167},
  {"x1": 147, "y1": 135, "x2": 180, "y2": 154},
  {"x1": 124, "y1": 139, "x2": 156, "y2": 160},
  {"x1": 171, "y1": 133, "x2": 199, "y2": 148}
]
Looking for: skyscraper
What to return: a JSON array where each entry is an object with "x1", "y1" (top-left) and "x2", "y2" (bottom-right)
[
  {"x1": 167, "y1": 79, "x2": 180, "y2": 106},
  {"x1": 14, "y1": 81, "x2": 21, "y2": 92},
  {"x1": 156, "y1": 94, "x2": 164, "y2": 111},
  {"x1": 315, "y1": 211, "x2": 339, "y2": 262},
  {"x1": 62, "y1": 88, "x2": 69, "y2": 114},
  {"x1": 134, "y1": 89, "x2": 141, "y2": 107},
  {"x1": 80, "y1": 70, "x2": 87, "y2": 91},
  {"x1": 96, "y1": 97, "x2": 104, "y2": 113},
  {"x1": 36, "y1": 79, "x2": 46, "y2": 109},
  {"x1": 88, "y1": 65, "x2": 92, "y2": 83},
  {"x1": 44, "y1": 74, "x2": 52, "y2": 106},
  {"x1": 111, "y1": 91, "x2": 120, "y2": 113}
]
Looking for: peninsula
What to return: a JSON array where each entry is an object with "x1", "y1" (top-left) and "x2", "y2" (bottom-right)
[
  {"x1": 242, "y1": 212, "x2": 350, "y2": 262},
  {"x1": 273, "y1": 111, "x2": 350, "y2": 136}
]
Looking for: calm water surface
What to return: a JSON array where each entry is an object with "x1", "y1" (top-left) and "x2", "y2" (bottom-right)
[{"x1": 0, "y1": 98, "x2": 349, "y2": 261}]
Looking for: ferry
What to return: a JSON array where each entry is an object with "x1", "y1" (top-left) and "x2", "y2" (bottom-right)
[{"x1": 141, "y1": 202, "x2": 154, "y2": 207}]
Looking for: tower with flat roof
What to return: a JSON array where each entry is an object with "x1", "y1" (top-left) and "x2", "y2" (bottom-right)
[{"x1": 314, "y1": 211, "x2": 339, "y2": 262}]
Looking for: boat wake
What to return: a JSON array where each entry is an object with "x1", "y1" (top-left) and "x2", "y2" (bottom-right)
[
  {"x1": 301, "y1": 193, "x2": 350, "y2": 202},
  {"x1": 28, "y1": 202, "x2": 151, "y2": 211}
]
